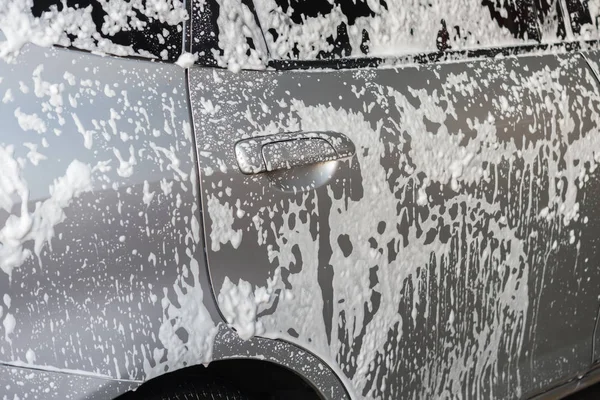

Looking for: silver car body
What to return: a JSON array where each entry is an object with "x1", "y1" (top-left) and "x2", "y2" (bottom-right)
[{"x1": 2, "y1": 1, "x2": 600, "y2": 399}]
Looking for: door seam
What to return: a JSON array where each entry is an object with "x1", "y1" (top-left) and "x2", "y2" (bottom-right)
[{"x1": 593, "y1": 302, "x2": 600, "y2": 364}]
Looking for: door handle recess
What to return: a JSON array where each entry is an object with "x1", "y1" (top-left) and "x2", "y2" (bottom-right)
[{"x1": 234, "y1": 131, "x2": 356, "y2": 174}]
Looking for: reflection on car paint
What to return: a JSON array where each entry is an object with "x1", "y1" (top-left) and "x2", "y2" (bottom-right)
[
  {"x1": 191, "y1": 52, "x2": 600, "y2": 398},
  {"x1": 0, "y1": 41, "x2": 348, "y2": 400}
]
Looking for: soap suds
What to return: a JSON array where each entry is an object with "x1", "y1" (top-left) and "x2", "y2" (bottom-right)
[
  {"x1": 218, "y1": 275, "x2": 279, "y2": 340},
  {"x1": 0, "y1": 155, "x2": 92, "y2": 278},
  {"x1": 206, "y1": 194, "x2": 243, "y2": 251},
  {"x1": 14, "y1": 108, "x2": 46, "y2": 134},
  {"x1": 175, "y1": 52, "x2": 198, "y2": 68}
]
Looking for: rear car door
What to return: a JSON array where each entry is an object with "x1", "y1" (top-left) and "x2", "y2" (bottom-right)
[
  {"x1": 191, "y1": 1, "x2": 600, "y2": 399},
  {"x1": 566, "y1": 0, "x2": 600, "y2": 370}
]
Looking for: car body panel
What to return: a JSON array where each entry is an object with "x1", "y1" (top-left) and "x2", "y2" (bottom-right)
[
  {"x1": 0, "y1": 363, "x2": 136, "y2": 400},
  {"x1": 4, "y1": 2, "x2": 600, "y2": 399},
  {"x1": 0, "y1": 42, "x2": 204, "y2": 381},
  {"x1": 583, "y1": 49, "x2": 600, "y2": 369},
  {"x1": 191, "y1": 51, "x2": 600, "y2": 399},
  {"x1": 0, "y1": 43, "x2": 348, "y2": 399}
]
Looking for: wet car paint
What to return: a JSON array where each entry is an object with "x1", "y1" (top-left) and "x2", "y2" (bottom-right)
[
  {"x1": 3, "y1": 3, "x2": 600, "y2": 399},
  {"x1": 0, "y1": 43, "x2": 347, "y2": 399},
  {"x1": 191, "y1": 51, "x2": 600, "y2": 399}
]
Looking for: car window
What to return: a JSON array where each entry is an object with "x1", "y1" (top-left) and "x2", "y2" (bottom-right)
[
  {"x1": 253, "y1": 0, "x2": 566, "y2": 61},
  {"x1": 190, "y1": 0, "x2": 268, "y2": 71},
  {"x1": 3, "y1": 0, "x2": 187, "y2": 62},
  {"x1": 567, "y1": 0, "x2": 600, "y2": 37}
]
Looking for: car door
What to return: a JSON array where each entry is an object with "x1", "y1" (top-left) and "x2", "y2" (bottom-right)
[
  {"x1": 191, "y1": 52, "x2": 600, "y2": 399},
  {"x1": 567, "y1": 0, "x2": 600, "y2": 368},
  {"x1": 0, "y1": 1, "x2": 216, "y2": 389},
  {"x1": 190, "y1": 2, "x2": 600, "y2": 400},
  {"x1": 591, "y1": 52, "x2": 600, "y2": 372}
]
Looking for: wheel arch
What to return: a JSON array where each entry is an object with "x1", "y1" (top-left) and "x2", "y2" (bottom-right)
[{"x1": 120, "y1": 328, "x2": 351, "y2": 400}]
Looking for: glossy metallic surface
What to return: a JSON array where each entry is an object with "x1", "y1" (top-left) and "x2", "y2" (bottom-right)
[
  {"x1": 0, "y1": 44, "x2": 347, "y2": 399},
  {"x1": 4, "y1": 8, "x2": 600, "y2": 400},
  {"x1": 191, "y1": 51, "x2": 600, "y2": 399}
]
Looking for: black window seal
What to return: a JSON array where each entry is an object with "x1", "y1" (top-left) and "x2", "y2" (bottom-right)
[{"x1": 266, "y1": 39, "x2": 600, "y2": 71}]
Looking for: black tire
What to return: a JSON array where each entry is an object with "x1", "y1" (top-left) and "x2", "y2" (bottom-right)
[{"x1": 131, "y1": 373, "x2": 253, "y2": 400}]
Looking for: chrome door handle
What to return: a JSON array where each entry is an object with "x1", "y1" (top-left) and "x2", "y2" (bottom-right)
[{"x1": 234, "y1": 131, "x2": 356, "y2": 174}]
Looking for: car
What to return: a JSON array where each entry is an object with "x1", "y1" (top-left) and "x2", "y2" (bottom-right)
[{"x1": 2, "y1": 0, "x2": 600, "y2": 399}]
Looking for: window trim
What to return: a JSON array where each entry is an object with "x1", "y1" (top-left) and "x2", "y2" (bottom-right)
[
  {"x1": 267, "y1": 39, "x2": 600, "y2": 71},
  {"x1": 187, "y1": 0, "x2": 600, "y2": 71}
]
